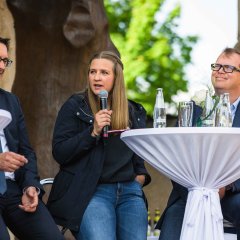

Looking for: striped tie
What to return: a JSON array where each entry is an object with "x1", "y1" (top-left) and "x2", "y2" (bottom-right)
[{"x1": 0, "y1": 140, "x2": 6, "y2": 195}]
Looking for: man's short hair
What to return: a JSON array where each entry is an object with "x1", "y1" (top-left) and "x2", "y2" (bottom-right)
[
  {"x1": 0, "y1": 37, "x2": 10, "y2": 50},
  {"x1": 222, "y1": 47, "x2": 240, "y2": 56}
]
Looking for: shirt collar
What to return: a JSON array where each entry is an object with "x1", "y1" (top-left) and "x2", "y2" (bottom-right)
[{"x1": 231, "y1": 97, "x2": 240, "y2": 117}]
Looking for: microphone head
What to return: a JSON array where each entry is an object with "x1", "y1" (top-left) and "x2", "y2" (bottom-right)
[{"x1": 98, "y1": 90, "x2": 108, "y2": 98}]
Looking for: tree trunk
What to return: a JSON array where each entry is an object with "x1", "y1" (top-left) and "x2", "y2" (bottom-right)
[
  {"x1": 0, "y1": 0, "x2": 15, "y2": 91},
  {"x1": 6, "y1": 0, "x2": 118, "y2": 180}
]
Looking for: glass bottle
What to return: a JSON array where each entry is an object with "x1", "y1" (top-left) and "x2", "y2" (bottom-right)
[
  {"x1": 147, "y1": 210, "x2": 152, "y2": 236},
  {"x1": 153, "y1": 88, "x2": 166, "y2": 128},
  {"x1": 153, "y1": 208, "x2": 161, "y2": 236},
  {"x1": 215, "y1": 93, "x2": 232, "y2": 127},
  {"x1": 201, "y1": 90, "x2": 215, "y2": 127}
]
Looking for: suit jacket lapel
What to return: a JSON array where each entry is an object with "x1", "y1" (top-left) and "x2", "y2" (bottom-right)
[
  {"x1": 233, "y1": 102, "x2": 240, "y2": 127},
  {"x1": 3, "y1": 129, "x2": 13, "y2": 151},
  {"x1": 0, "y1": 92, "x2": 14, "y2": 151}
]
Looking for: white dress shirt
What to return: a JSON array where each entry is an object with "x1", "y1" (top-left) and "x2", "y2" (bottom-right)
[{"x1": 0, "y1": 130, "x2": 15, "y2": 180}]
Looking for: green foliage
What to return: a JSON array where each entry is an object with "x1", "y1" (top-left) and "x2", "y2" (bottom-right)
[{"x1": 104, "y1": 0, "x2": 198, "y2": 114}]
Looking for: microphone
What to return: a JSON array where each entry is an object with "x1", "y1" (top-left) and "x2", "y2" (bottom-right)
[{"x1": 98, "y1": 90, "x2": 109, "y2": 138}]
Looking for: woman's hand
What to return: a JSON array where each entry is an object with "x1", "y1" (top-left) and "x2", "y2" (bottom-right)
[
  {"x1": 92, "y1": 109, "x2": 112, "y2": 137},
  {"x1": 135, "y1": 175, "x2": 145, "y2": 186}
]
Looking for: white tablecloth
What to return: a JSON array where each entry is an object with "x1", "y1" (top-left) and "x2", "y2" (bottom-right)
[{"x1": 121, "y1": 127, "x2": 240, "y2": 240}]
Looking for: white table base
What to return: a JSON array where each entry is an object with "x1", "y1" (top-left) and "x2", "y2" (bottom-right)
[
  {"x1": 181, "y1": 188, "x2": 223, "y2": 240},
  {"x1": 121, "y1": 128, "x2": 240, "y2": 240}
]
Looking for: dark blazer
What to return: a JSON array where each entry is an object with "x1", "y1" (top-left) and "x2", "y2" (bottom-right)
[
  {"x1": 47, "y1": 92, "x2": 151, "y2": 232},
  {"x1": 157, "y1": 100, "x2": 240, "y2": 229},
  {"x1": 0, "y1": 88, "x2": 42, "y2": 191}
]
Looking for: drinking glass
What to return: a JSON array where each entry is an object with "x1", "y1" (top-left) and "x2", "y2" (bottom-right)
[{"x1": 178, "y1": 101, "x2": 193, "y2": 127}]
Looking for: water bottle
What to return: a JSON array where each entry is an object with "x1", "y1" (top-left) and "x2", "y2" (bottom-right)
[
  {"x1": 153, "y1": 208, "x2": 161, "y2": 236},
  {"x1": 215, "y1": 93, "x2": 232, "y2": 127},
  {"x1": 153, "y1": 88, "x2": 166, "y2": 128},
  {"x1": 147, "y1": 210, "x2": 152, "y2": 236},
  {"x1": 201, "y1": 90, "x2": 215, "y2": 127}
]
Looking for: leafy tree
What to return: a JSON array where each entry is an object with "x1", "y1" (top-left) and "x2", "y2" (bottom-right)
[{"x1": 104, "y1": 0, "x2": 198, "y2": 114}]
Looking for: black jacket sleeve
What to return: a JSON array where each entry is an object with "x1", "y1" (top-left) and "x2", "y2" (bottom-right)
[{"x1": 52, "y1": 96, "x2": 97, "y2": 166}]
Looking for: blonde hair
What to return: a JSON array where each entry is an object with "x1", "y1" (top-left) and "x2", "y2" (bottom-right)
[{"x1": 87, "y1": 51, "x2": 129, "y2": 130}]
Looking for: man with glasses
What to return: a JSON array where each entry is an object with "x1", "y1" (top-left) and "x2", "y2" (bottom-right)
[
  {"x1": 0, "y1": 37, "x2": 63, "y2": 239},
  {"x1": 157, "y1": 47, "x2": 240, "y2": 240}
]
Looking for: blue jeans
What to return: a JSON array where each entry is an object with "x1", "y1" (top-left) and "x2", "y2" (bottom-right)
[{"x1": 73, "y1": 181, "x2": 148, "y2": 240}]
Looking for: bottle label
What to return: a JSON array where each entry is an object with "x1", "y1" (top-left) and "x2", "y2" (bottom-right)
[
  {"x1": 156, "y1": 118, "x2": 166, "y2": 123},
  {"x1": 154, "y1": 118, "x2": 166, "y2": 128}
]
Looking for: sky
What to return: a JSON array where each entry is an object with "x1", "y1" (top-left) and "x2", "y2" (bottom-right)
[{"x1": 163, "y1": 0, "x2": 238, "y2": 101}]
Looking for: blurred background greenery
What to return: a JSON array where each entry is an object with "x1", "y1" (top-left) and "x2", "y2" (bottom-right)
[{"x1": 104, "y1": 0, "x2": 198, "y2": 115}]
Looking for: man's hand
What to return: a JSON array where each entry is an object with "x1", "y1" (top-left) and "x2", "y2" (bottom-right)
[
  {"x1": 219, "y1": 187, "x2": 226, "y2": 199},
  {"x1": 0, "y1": 152, "x2": 28, "y2": 172},
  {"x1": 19, "y1": 186, "x2": 38, "y2": 212}
]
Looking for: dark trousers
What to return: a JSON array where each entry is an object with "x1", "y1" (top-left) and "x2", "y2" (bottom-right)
[
  {"x1": 222, "y1": 190, "x2": 240, "y2": 240},
  {"x1": 0, "y1": 180, "x2": 64, "y2": 240},
  {"x1": 158, "y1": 198, "x2": 186, "y2": 240},
  {"x1": 159, "y1": 192, "x2": 240, "y2": 240}
]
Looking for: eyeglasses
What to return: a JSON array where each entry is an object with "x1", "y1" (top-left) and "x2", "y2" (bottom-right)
[
  {"x1": 0, "y1": 57, "x2": 13, "y2": 67},
  {"x1": 211, "y1": 63, "x2": 240, "y2": 73}
]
